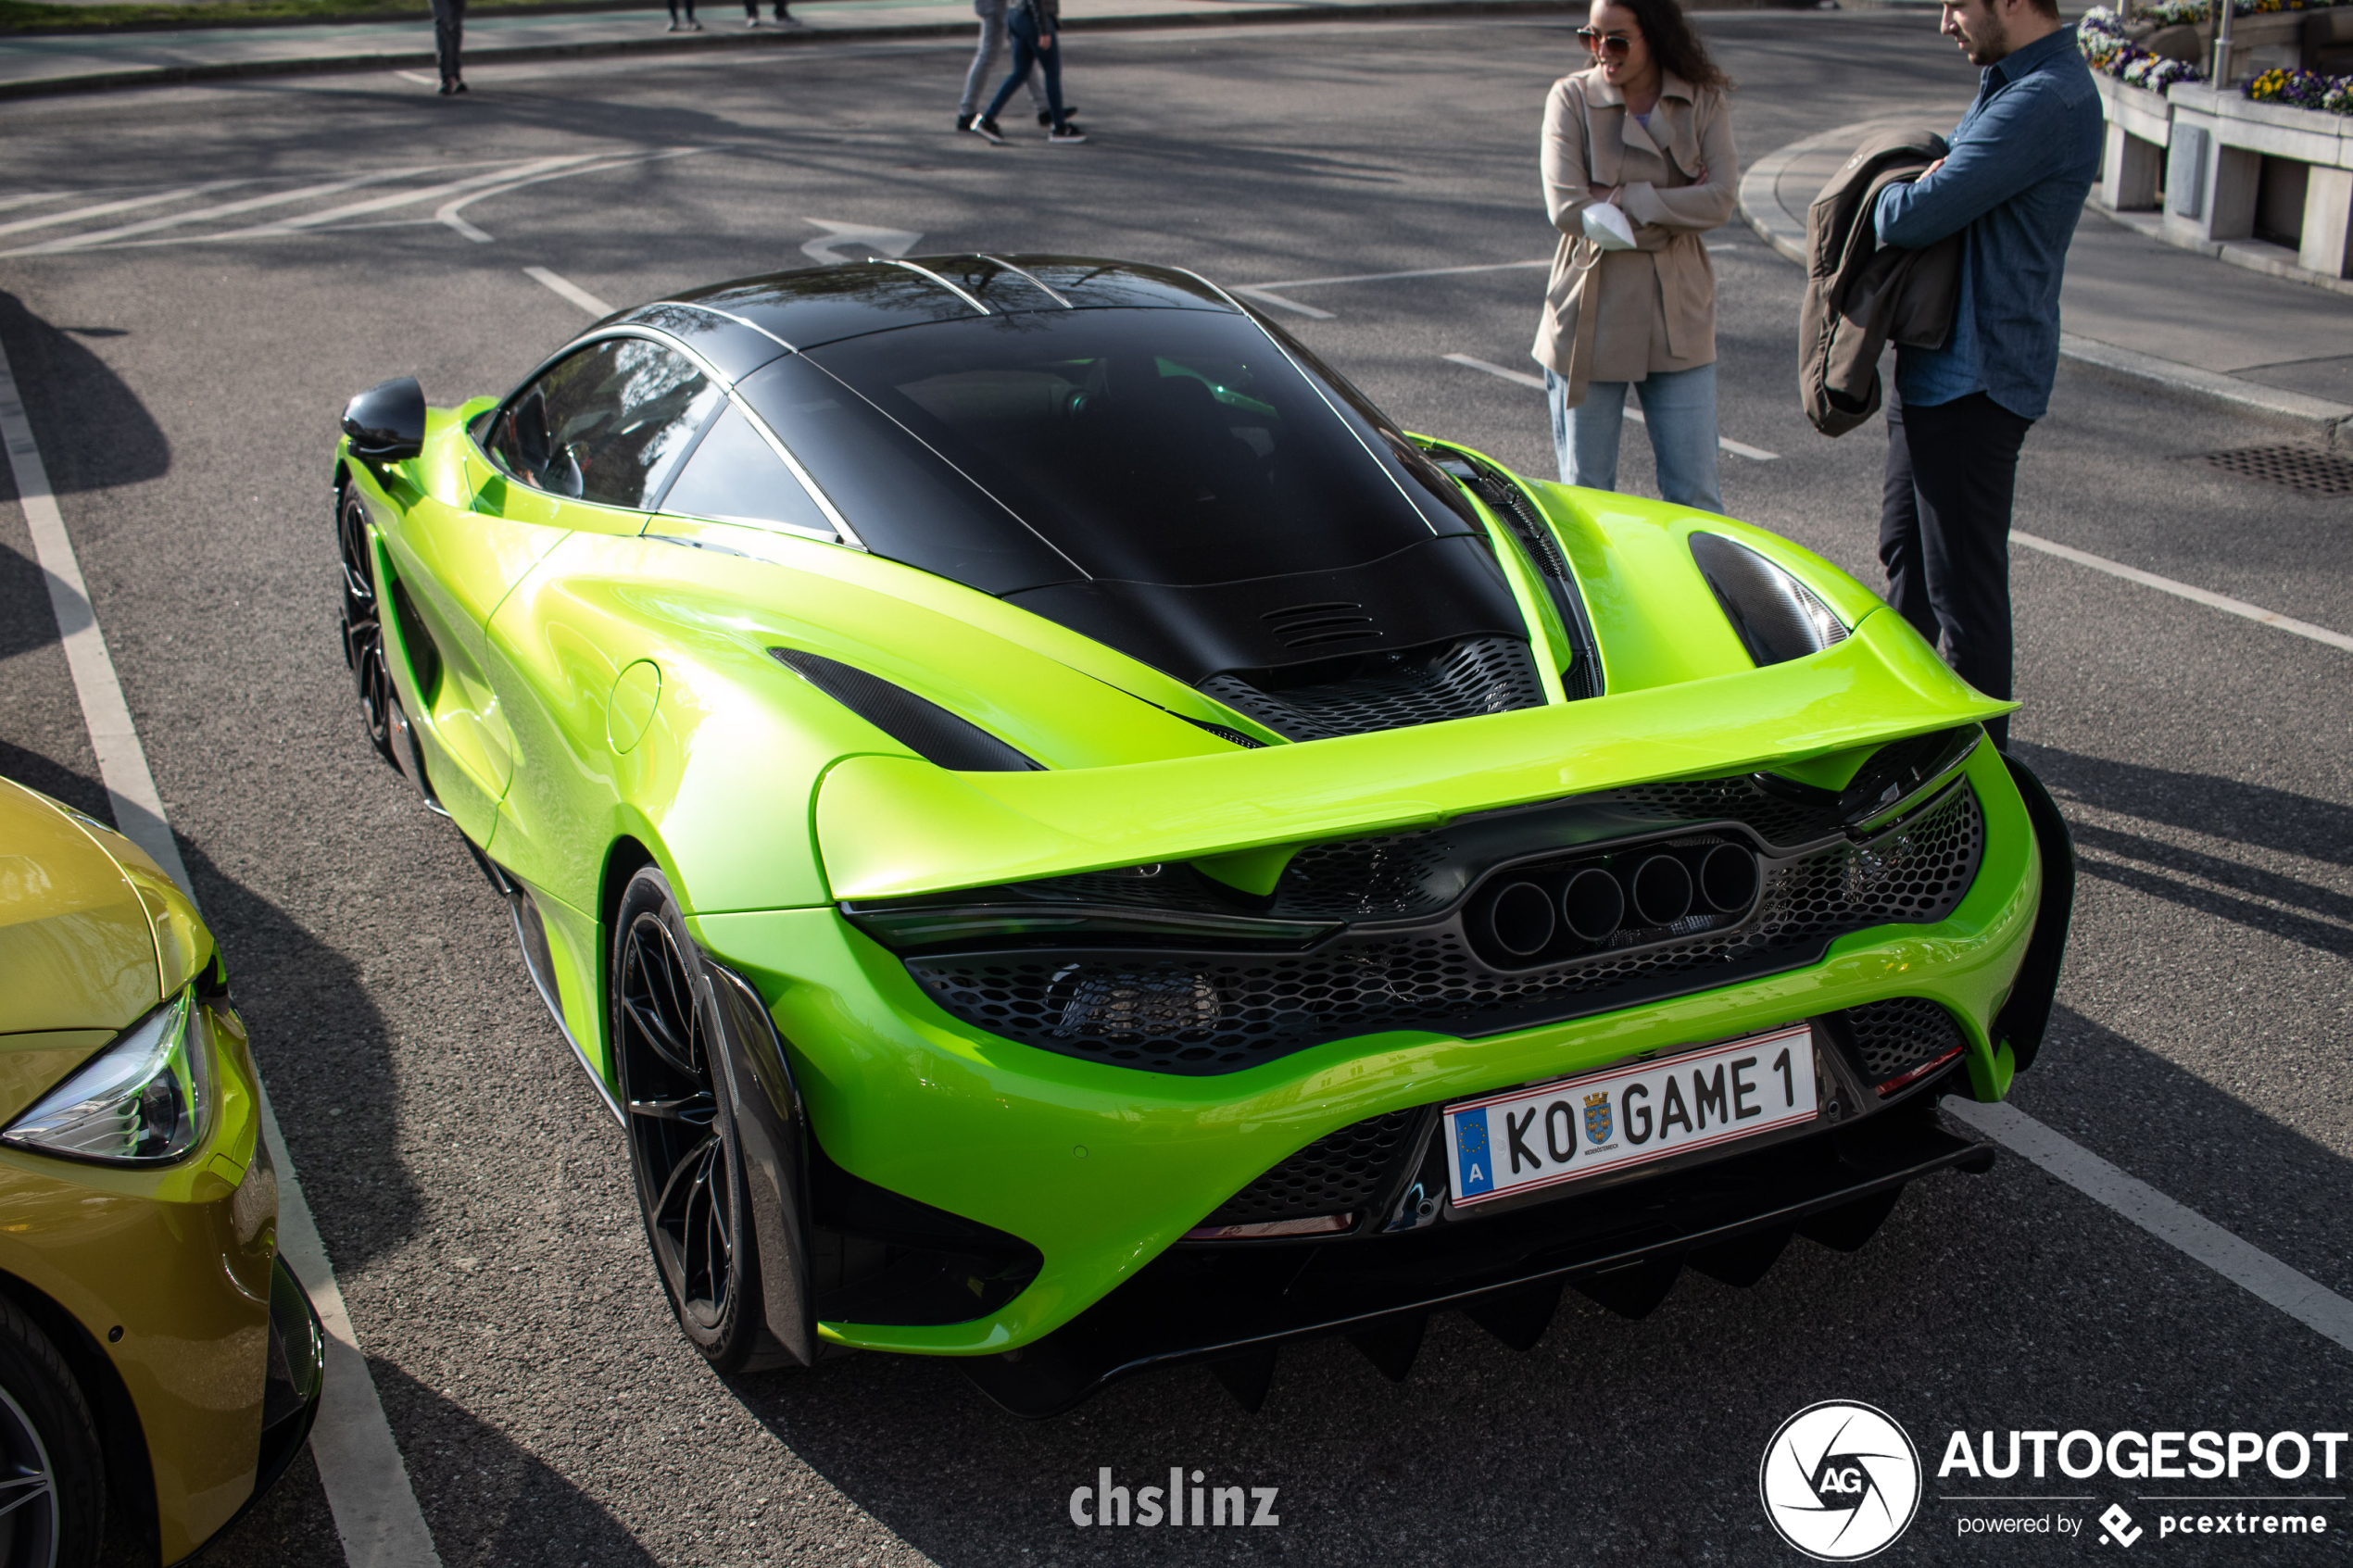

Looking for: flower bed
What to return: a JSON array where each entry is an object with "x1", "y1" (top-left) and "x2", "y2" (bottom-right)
[
  {"x1": 2137, "y1": 0, "x2": 2347, "y2": 23},
  {"x1": 2245, "y1": 64, "x2": 2353, "y2": 110},
  {"x1": 2081, "y1": 6, "x2": 2208, "y2": 87}
]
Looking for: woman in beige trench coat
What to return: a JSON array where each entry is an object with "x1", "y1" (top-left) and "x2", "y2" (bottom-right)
[{"x1": 1534, "y1": 0, "x2": 1736, "y2": 511}]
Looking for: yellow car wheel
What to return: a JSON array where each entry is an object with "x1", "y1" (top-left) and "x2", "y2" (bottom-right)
[{"x1": 0, "y1": 1294, "x2": 103, "y2": 1568}]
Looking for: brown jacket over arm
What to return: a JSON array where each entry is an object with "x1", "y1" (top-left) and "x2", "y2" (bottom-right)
[{"x1": 1798, "y1": 125, "x2": 1962, "y2": 437}]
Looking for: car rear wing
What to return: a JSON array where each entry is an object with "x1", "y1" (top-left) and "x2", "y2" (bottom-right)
[{"x1": 813, "y1": 609, "x2": 2012, "y2": 902}]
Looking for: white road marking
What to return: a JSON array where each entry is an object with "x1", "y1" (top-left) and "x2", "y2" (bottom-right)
[
  {"x1": 1227, "y1": 286, "x2": 1335, "y2": 320},
  {"x1": 0, "y1": 334, "x2": 443, "y2": 1566},
  {"x1": 0, "y1": 193, "x2": 75, "y2": 215},
  {"x1": 1946, "y1": 1098, "x2": 2353, "y2": 1360},
  {"x1": 436, "y1": 147, "x2": 710, "y2": 244},
  {"x1": 1441, "y1": 353, "x2": 1782, "y2": 461},
  {"x1": 0, "y1": 181, "x2": 245, "y2": 241},
  {"x1": 2011, "y1": 531, "x2": 2353, "y2": 656},
  {"x1": 3, "y1": 168, "x2": 439, "y2": 257},
  {"x1": 224, "y1": 157, "x2": 604, "y2": 238},
  {"x1": 1441, "y1": 352, "x2": 1544, "y2": 390},
  {"x1": 525, "y1": 265, "x2": 614, "y2": 317},
  {"x1": 1234, "y1": 258, "x2": 1551, "y2": 320},
  {"x1": 395, "y1": 70, "x2": 439, "y2": 86},
  {"x1": 800, "y1": 218, "x2": 924, "y2": 265}
]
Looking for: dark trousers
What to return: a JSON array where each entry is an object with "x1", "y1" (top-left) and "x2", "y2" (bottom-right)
[
  {"x1": 1879, "y1": 385, "x2": 2033, "y2": 749},
  {"x1": 984, "y1": 10, "x2": 1064, "y2": 127},
  {"x1": 430, "y1": 0, "x2": 465, "y2": 82}
]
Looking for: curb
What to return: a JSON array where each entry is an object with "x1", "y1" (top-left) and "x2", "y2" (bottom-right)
[{"x1": 1737, "y1": 120, "x2": 2353, "y2": 446}]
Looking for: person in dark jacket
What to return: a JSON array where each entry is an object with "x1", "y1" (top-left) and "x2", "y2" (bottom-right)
[
  {"x1": 431, "y1": 0, "x2": 466, "y2": 93},
  {"x1": 969, "y1": 0, "x2": 1084, "y2": 144},
  {"x1": 1870, "y1": 0, "x2": 2099, "y2": 749}
]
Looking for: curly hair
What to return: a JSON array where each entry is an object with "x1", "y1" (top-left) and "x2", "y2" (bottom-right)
[{"x1": 1603, "y1": 0, "x2": 1732, "y2": 92}]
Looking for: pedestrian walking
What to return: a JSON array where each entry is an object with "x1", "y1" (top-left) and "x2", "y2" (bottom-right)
[
  {"x1": 1533, "y1": 0, "x2": 1735, "y2": 512},
  {"x1": 968, "y1": 0, "x2": 1084, "y2": 144},
  {"x1": 741, "y1": 0, "x2": 795, "y2": 26},
  {"x1": 1872, "y1": 0, "x2": 2099, "y2": 749},
  {"x1": 430, "y1": 0, "x2": 467, "y2": 92},
  {"x1": 956, "y1": 0, "x2": 1058, "y2": 133},
  {"x1": 666, "y1": 0, "x2": 702, "y2": 31}
]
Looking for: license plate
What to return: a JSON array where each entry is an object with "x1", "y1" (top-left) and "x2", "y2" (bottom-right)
[{"x1": 1445, "y1": 1023, "x2": 1818, "y2": 1208}]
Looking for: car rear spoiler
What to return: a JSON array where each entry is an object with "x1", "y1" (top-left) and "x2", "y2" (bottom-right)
[{"x1": 814, "y1": 609, "x2": 2013, "y2": 902}]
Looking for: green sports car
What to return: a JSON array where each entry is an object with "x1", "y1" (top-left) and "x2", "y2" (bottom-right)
[{"x1": 333, "y1": 255, "x2": 2071, "y2": 1414}]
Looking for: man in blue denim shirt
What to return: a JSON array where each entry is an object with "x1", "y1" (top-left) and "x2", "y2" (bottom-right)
[{"x1": 1870, "y1": 0, "x2": 2099, "y2": 749}]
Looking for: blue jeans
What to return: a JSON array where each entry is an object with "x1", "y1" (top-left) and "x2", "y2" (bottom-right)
[
  {"x1": 1545, "y1": 361, "x2": 1722, "y2": 515},
  {"x1": 984, "y1": 10, "x2": 1065, "y2": 128},
  {"x1": 959, "y1": 0, "x2": 1046, "y2": 117}
]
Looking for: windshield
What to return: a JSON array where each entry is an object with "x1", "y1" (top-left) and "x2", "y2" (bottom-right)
[{"x1": 770, "y1": 307, "x2": 1476, "y2": 592}]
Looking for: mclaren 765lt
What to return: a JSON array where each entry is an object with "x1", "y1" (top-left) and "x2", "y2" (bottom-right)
[{"x1": 331, "y1": 255, "x2": 2071, "y2": 1414}]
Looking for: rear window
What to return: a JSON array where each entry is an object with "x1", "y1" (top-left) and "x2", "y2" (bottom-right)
[{"x1": 751, "y1": 308, "x2": 1473, "y2": 594}]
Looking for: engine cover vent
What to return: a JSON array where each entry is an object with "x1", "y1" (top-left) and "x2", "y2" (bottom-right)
[{"x1": 1199, "y1": 635, "x2": 1544, "y2": 742}]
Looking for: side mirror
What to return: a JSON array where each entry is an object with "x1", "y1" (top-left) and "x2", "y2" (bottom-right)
[{"x1": 343, "y1": 377, "x2": 426, "y2": 463}]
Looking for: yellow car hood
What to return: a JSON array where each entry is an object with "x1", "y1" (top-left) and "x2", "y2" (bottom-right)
[{"x1": 0, "y1": 777, "x2": 164, "y2": 1035}]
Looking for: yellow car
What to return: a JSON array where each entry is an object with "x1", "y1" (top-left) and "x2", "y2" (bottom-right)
[{"x1": 0, "y1": 776, "x2": 321, "y2": 1566}]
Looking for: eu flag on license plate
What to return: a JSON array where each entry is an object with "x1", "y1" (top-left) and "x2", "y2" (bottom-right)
[{"x1": 1454, "y1": 1109, "x2": 1494, "y2": 1197}]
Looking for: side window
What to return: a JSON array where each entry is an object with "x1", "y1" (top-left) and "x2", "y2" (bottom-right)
[
  {"x1": 655, "y1": 403, "x2": 836, "y2": 538},
  {"x1": 484, "y1": 337, "x2": 723, "y2": 510}
]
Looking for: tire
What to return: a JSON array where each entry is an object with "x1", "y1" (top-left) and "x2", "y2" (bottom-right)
[
  {"x1": 335, "y1": 483, "x2": 397, "y2": 767},
  {"x1": 0, "y1": 1295, "x2": 104, "y2": 1568},
  {"x1": 611, "y1": 866, "x2": 766, "y2": 1371}
]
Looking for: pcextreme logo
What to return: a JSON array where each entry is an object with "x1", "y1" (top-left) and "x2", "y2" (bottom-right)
[{"x1": 1759, "y1": 1400, "x2": 1924, "y2": 1562}]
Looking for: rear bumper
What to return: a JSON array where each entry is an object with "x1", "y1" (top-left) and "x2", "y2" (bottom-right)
[{"x1": 960, "y1": 1099, "x2": 1994, "y2": 1417}]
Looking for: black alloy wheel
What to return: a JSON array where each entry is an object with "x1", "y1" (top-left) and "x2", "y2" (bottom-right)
[
  {"x1": 0, "y1": 1297, "x2": 103, "y2": 1568},
  {"x1": 612, "y1": 867, "x2": 763, "y2": 1370},
  {"x1": 335, "y1": 485, "x2": 396, "y2": 767}
]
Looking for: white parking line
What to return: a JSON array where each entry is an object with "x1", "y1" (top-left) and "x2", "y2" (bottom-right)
[
  {"x1": 525, "y1": 265, "x2": 614, "y2": 318},
  {"x1": 2011, "y1": 531, "x2": 2353, "y2": 656},
  {"x1": 1441, "y1": 353, "x2": 1782, "y2": 461},
  {"x1": 1946, "y1": 1099, "x2": 2353, "y2": 1359},
  {"x1": 0, "y1": 333, "x2": 443, "y2": 1568}
]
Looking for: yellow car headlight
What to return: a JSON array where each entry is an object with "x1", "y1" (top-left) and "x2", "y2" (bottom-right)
[{"x1": 3, "y1": 988, "x2": 212, "y2": 1165}]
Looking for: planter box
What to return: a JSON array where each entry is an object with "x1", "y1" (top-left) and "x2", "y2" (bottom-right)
[
  {"x1": 2095, "y1": 72, "x2": 2176, "y2": 211},
  {"x1": 2165, "y1": 85, "x2": 2353, "y2": 276}
]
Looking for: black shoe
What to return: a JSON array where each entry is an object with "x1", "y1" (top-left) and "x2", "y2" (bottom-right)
[
  {"x1": 1037, "y1": 104, "x2": 1077, "y2": 125},
  {"x1": 1047, "y1": 122, "x2": 1087, "y2": 144},
  {"x1": 454, "y1": 78, "x2": 468, "y2": 91},
  {"x1": 969, "y1": 116, "x2": 1006, "y2": 144},
  {"x1": 438, "y1": 79, "x2": 457, "y2": 94},
  {"x1": 956, "y1": 112, "x2": 974, "y2": 132}
]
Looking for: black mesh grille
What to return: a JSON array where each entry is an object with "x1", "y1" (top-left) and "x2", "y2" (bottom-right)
[
  {"x1": 1846, "y1": 997, "x2": 1966, "y2": 1085},
  {"x1": 1199, "y1": 635, "x2": 1544, "y2": 743},
  {"x1": 1602, "y1": 775, "x2": 1847, "y2": 848},
  {"x1": 909, "y1": 782, "x2": 1985, "y2": 1073},
  {"x1": 1201, "y1": 1109, "x2": 1420, "y2": 1225}
]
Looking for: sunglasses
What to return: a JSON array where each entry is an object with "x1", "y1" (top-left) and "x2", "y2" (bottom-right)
[{"x1": 1577, "y1": 26, "x2": 1635, "y2": 56}]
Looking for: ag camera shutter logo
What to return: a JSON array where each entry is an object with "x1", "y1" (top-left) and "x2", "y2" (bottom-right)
[{"x1": 1759, "y1": 1400, "x2": 1922, "y2": 1561}]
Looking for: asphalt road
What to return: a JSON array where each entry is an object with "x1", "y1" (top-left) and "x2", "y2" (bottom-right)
[{"x1": 2, "y1": 12, "x2": 2350, "y2": 1565}]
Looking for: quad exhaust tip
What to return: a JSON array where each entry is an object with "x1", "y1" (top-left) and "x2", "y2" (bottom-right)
[{"x1": 1466, "y1": 839, "x2": 1764, "y2": 968}]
